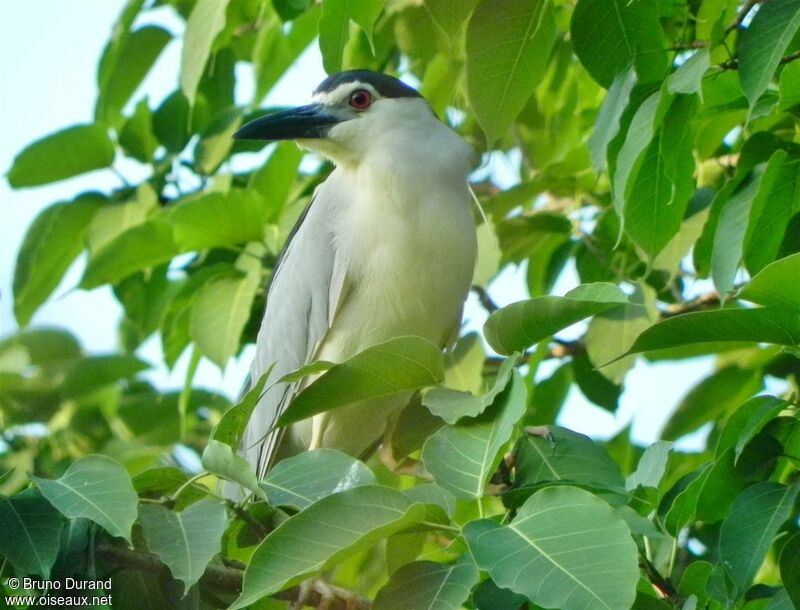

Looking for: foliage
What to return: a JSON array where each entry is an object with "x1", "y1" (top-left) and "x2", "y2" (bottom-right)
[{"x1": 2, "y1": 0, "x2": 800, "y2": 609}]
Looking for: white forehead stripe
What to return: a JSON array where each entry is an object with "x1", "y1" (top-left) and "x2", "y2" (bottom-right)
[{"x1": 312, "y1": 81, "x2": 381, "y2": 106}]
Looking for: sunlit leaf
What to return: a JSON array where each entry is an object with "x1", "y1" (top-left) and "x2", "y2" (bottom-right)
[
  {"x1": 261, "y1": 450, "x2": 376, "y2": 510},
  {"x1": 738, "y1": 0, "x2": 800, "y2": 106},
  {"x1": 571, "y1": 0, "x2": 666, "y2": 87},
  {"x1": 484, "y1": 283, "x2": 627, "y2": 355},
  {"x1": 7, "y1": 124, "x2": 115, "y2": 188},
  {"x1": 180, "y1": 0, "x2": 229, "y2": 105},
  {"x1": 277, "y1": 336, "x2": 445, "y2": 427},
  {"x1": 422, "y1": 353, "x2": 519, "y2": 424},
  {"x1": 201, "y1": 439, "x2": 266, "y2": 500},
  {"x1": 622, "y1": 309, "x2": 800, "y2": 358},
  {"x1": 32, "y1": 455, "x2": 138, "y2": 542},
  {"x1": 13, "y1": 194, "x2": 103, "y2": 326},
  {"x1": 466, "y1": 0, "x2": 555, "y2": 145},
  {"x1": 422, "y1": 371, "x2": 526, "y2": 499},
  {"x1": 464, "y1": 486, "x2": 639, "y2": 610},
  {"x1": 230, "y1": 486, "x2": 426, "y2": 608}
]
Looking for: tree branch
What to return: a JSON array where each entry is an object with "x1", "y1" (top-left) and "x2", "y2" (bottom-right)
[
  {"x1": 95, "y1": 542, "x2": 371, "y2": 610},
  {"x1": 639, "y1": 555, "x2": 681, "y2": 606},
  {"x1": 725, "y1": 0, "x2": 764, "y2": 34},
  {"x1": 471, "y1": 285, "x2": 499, "y2": 313},
  {"x1": 719, "y1": 48, "x2": 800, "y2": 70}
]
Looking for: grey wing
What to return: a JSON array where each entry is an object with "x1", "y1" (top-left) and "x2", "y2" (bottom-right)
[{"x1": 239, "y1": 179, "x2": 349, "y2": 479}]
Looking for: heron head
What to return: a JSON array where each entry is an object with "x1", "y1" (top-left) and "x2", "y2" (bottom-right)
[{"x1": 234, "y1": 70, "x2": 434, "y2": 165}]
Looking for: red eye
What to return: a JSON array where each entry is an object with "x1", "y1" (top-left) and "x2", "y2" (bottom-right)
[{"x1": 348, "y1": 89, "x2": 372, "y2": 111}]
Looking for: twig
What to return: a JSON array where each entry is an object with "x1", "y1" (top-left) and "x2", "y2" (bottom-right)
[
  {"x1": 471, "y1": 285, "x2": 499, "y2": 313},
  {"x1": 725, "y1": 0, "x2": 763, "y2": 33},
  {"x1": 95, "y1": 542, "x2": 371, "y2": 609},
  {"x1": 719, "y1": 48, "x2": 800, "y2": 70},
  {"x1": 640, "y1": 555, "x2": 681, "y2": 605},
  {"x1": 669, "y1": 40, "x2": 709, "y2": 50},
  {"x1": 226, "y1": 500, "x2": 270, "y2": 539}
]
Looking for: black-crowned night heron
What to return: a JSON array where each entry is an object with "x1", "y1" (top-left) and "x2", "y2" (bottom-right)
[{"x1": 234, "y1": 70, "x2": 476, "y2": 479}]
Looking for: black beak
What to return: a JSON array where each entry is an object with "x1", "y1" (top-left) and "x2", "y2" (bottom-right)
[{"x1": 233, "y1": 104, "x2": 342, "y2": 141}]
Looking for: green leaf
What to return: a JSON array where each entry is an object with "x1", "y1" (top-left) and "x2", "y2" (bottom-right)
[
  {"x1": 661, "y1": 366, "x2": 762, "y2": 440},
  {"x1": 622, "y1": 308, "x2": 800, "y2": 357},
  {"x1": 160, "y1": 264, "x2": 234, "y2": 368},
  {"x1": 464, "y1": 486, "x2": 639, "y2": 610},
  {"x1": 211, "y1": 371, "x2": 271, "y2": 449},
  {"x1": 13, "y1": 194, "x2": 103, "y2": 326},
  {"x1": 743, "y1": 157, "x2": 800, "y2": 275},
  {"x1": 571, "y1": 350, "x2": 621, "y2": 412},
  {"x1": 201, "y1": 439, "x2": 266, "y2": 499},
  {"x1": 484, "y1": 283, "x2": 627, "y2": 355},
  {"x1": 189, "y1": 263, "x2": 259, "y2": 369},
  {"x1": 733, "y1": 396, "x2": 790, "y2": 463},
  {"x1": 719, "y1": 482, "x2": 800, "y2": 598},
  {"x1": 0, "y1": 488, "x2": 63, "y2": 577},
  {"x1": 318, "y1": 0, "x2": 383, "y2": 73},
  {"x1": 0, "y1": 328, "x2": 81, "y2": 369},
  {"x1": 248, "y1": 142, "x2": 304, "y2": 220},
  {"x1": 372, "y1": 555, "x2": 479, "y2": 610},
  {"x1": 497, "y1": 213, "x2": 571, "y2": 269},
  {"x1": 779, "y1": 61, "x2": 800, "y2": 110},
  {"x1": 194, "y1": 108, "x2": 243, "y2": 175},
  {"x1": 60, "y1": 354, "x2": 150, "y2": 398},
  {"x1": 260, "y1": 449, "x2": 376, "y2": 510},
  {"x1": 170, "y1": 190, "x2": 269, "y2": 251},
  {"x1": 668, "y1": 48, "x2": 710, "y2": 98},
  {"x1": 740, "y1": 252, "x2": 800, "y2": 312},
  {"x1": 466, "y1": 0, "x2": 555, "y2": 146},
  {"x1": 119, "y1": 99, "x2": 159, "y2": 162},
  {"x1": 138, "y1": 499, "x2": 228, "y2": 594},
  {"x1": 277, "y1": 336, "x2": 445, "y2": 427},
  {"x1": 611, "y1": 89, "x2": 670, "y2": 228},
  {"x1": 95, "y1": 26, "x2": 171, "y2": 124},
  {"x1": 625, "y1": 441, "x2": 672, "y2": 491},
  {"x1": 230, "y1": 485, "x2": 426, "y2": 608},
  {"x1": 153, "y1": 90, "x2": 191, "y2": 153},
  {"x1": 711, "y1": 172, "x2": 765, "y2": 296},
  {"x1": 624, "y1": 94, "x2": 696, "y2": 259},
  {"x1": 81, "y1": 218, "x2": 179, "y2": 289},
  {"x1": 32, "y1": 455, "x2": 138, "y2": 542},
  {"x1": 422, "y1": 353, "x2": 519, "y2": 424},
  {"x1": 88, "y1": 183, "x2": 156, "y2": 254},
  {"x1": 779, "y1": 531, "x2": 800, "y2": 608},
  {"x1": 7, "y1": 124, "x2": 115, "y2": 188},
  {"x1": 403, "y1": 483, "x2": 457, "y2": 518},
  {"x1": 421, "y1": 371, "x2": 526, "y2": 499},
  {"x1": 738, "y1": 0, "x2": 800, "y2": 106},
  {"x1": 510, "y1": 427, "x2": 626, "y2": 499},
  {"x1": 424, "y1": 0, "x2": 479, "y2": 48},
  {"x1": 253, "y1": 8, "x2": 320, "y2": 103},
  {"x1": 473, "y1": 579, "x2": 529, "y2": 610},
  {"x1": 663, "y1": 467, "x2": 710, "y2": 536},
  {"x1": 588, "y1": 65, "x2": 637, "y2": 171},
  {"x1": 571, "y1": 0, "x2": 666, "y2": 88},
  {"x1": 585, "y1": 286, "x2": 656, "y2": 384},
  {"x1": 132, "y1": 467, "x2": 189, "y2": 495},
  {"x1": 180, "y1": 0, "x2": 229, "y2": 105},
  {"x1": 112, "y1": 571, "x2": 170, "y2": 610}
]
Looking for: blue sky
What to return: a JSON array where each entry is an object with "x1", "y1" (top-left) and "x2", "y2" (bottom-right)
[{"x1": 0, "y1": 0, "x2": 717, "y2": 449}]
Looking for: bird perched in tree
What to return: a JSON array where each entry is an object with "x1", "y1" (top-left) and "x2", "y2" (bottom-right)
[{"x1": 233, "y1": 70, "x2": 476, "y2": 481}]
